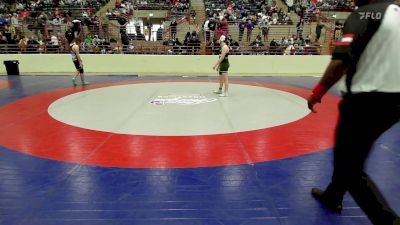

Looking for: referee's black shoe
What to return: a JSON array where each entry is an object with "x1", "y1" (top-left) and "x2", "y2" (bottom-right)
[{"x1": 311, "y1": 188, "x2": 343, "y2": 213}]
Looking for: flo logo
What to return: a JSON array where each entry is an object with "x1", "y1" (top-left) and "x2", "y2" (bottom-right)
[
  {"x1": 359, "y1": 12, "x2": 382, "y2": 20},
  {"x1": 150, "y1": 94, "x2": 217, "y2": 105}
]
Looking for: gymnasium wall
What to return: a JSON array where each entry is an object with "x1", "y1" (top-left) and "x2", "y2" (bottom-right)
[{"x1": 0, "y1": 54, "x2": 331, "y2": 76}]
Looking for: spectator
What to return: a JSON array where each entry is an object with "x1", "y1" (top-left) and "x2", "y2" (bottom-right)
[
  {"x1": 18, "y1": 9, "x2": 30, "y2": 19},
  {"x1": 191, "y1": 30, "x2": 200, "y2": 54},
  {"x1": 315, "y1": 19, "x2": 325, "y2": 42},
  {"x1": 216, "y1": 26, "x2": 224, "y2": 40},
  {"x1": 334, "y1": 21, "x2": 344, "y2": 40},
  {"x1": 54, "y1": 7, "x2": 61, "y2": 18},
  {"x1": 101, "y1": 15, "x2": 110, "y2": 41},
  {"x1": 134, "y1": 20, "x2": 143, "y2": 40},
  {"x1": 0, "y1": 35, "x2": 7, "y2": 53},
  {"x1": 195, "y1": 23, "x2": 201, "y2": 34},
  {"x1": 105, "y1": 9, "x2": 112, "y2": 17},
  {"x1": 110, "y1": 39, "x2": 123, "y2": 54},
  {"x1": 246, "y1": 19, "x2": 254, "y2": 42},
  {"x1": 204, "y1": 18, "x2": 210, "y2": 42},
  {"x1": 251, "y1": 34, "x2": 264, "y2": 47},
  {"x1": 115, "y1": 0, "x2": 122, "y2": 8},
  {"x1": 183, "y1": 32, "x2": 191, "y2": 45},
  {"x1": 92, "y1": 16, "x2": 101, "y2": 35},
  {"x1": 18, "y1": 36, "x2": 29, "y2": 53},
  {"x1": 83, "y1": 35, "x2": 94, "y2": 52},
  {"x1": 52, "y1": 16, "x2": 63, "y2": 34},
  {"x1": 221, "y1": 18, "x2": 229, "y2": 35},
  {"x1": 259, "y1": 16, "x2": 271, "y2": 42},
  {"x1": 92, "y1": 35, "x2": 102, "y2": 47},
  {"x1": 269, "y1": 38, "x2": 279, "y2": 54},
  {"x1": 65, "y1": 27, "x2": 74, "y2": 44},
  {"x1": 47, "y1": 34, "x2": 60, "y2": 52},
  {"x1": 15, "y1": 2, "x2": 24, "y2": 11},
  {"x1": 284, "y1": 44, "x2": 295, "y2": 55},
  {"x1": 10, "y1": 13, "x2": 19, "y2": 37},
  {"x1": 117, "y1": 15, "x2": 128, "y2": 35},
  {"x1": 50, "y1": 35, "x2": 59, "y2": 47},
  {"x1": 297, "y1": 18, "x2": 304, "y2": 39},
  {"x1": 57, "y1": 32, "x2": 66, "y2": 52},
  {"x1": 125, "y1": 39, "x2": 135, "y2": 53},
  {"x1": 190, "y1": 10, "x2": 196, "y2": 24},
  {"x1": 170, "y1": 19, "x2": 177, "y2": 39},
  {"x1": 208, "y1": 18, "x2": 216, "y2": 41},
  {"x1": 147, "y1": 22, "x2": 152, "y2": 41},
  {"x1": 156, "y1": 26, "x2": 163, "y2": 41},
  {"x1": 32, "y1": 14, "x2": 47, "y2": 40},
  {"x1": 238, "y1": 18, "x2": 246, "y2": 42}
]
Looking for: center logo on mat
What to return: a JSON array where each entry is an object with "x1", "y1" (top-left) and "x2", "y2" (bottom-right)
[{"x1": 150, "y1": 94, "x2": 217, "y2": 105}]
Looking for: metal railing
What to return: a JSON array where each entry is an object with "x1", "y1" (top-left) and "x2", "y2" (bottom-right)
[
  {"x1": 205, "y1": 45, "x2": 323, "y2": 55},
  {"x1": 0, "y1": 43, "x2": 326, "y2": 55}
]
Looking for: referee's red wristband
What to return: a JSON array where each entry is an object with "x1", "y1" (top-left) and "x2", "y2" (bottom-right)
[{"x1": 311, "y1": 82, "x2": 328, "y2": 102}]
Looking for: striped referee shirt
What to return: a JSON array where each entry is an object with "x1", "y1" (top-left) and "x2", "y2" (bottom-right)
[{"x1": 333, "y1": 0, "x2": 400, "y2": 94}]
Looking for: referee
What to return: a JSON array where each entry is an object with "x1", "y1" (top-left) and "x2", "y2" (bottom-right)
[{"x1": 307, "y1": 0, "x2": 400, "y2": 224}]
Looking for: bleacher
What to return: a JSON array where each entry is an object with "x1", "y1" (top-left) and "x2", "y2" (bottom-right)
[{"x1": 0, "y1": 0, "x2": 340, "y2": 55}]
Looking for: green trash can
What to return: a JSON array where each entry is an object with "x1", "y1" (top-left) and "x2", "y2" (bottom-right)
[{"x1": 4, "y1": 60, "x2": 20, "y2": 75}]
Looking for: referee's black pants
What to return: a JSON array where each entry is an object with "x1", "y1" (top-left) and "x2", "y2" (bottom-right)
[{"x1": 323, "y1": 93, "x2": 400, "y2": 225}]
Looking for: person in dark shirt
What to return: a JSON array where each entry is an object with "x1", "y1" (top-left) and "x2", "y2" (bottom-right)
[
  {"x1": 296, "y1": 18, "x2": 304, "y2": 39},
  {"x1": 170, "y1": 20, "x2": 177, "y2": 39},
  {"x1": 208, "y1": 18, "x2": 216, "y2": 41},
  {"x1": 65, "y1": 27, "x2": 74, "y2": 44},
  {"x1": 212, "y1": 35, "x2": 230, "y2": 97},
  {"x1": 315, "y1": 19, "x2": 325, "y2": 42},
  {"x1": 156, "y1": 27, "x2": 163, "y2": 41},
  {"x1": 238, "y1": 18, "x2": 246, "y2": 42},
  {"x1": 308, "y1": 0, "x2": 400, "y2": 224}
]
